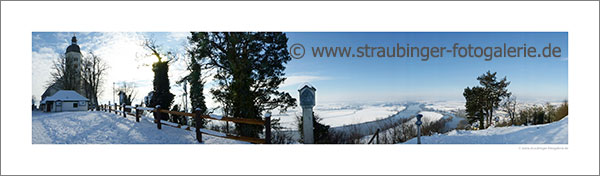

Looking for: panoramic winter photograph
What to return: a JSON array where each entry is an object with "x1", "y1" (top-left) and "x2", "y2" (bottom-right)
[{"x1": 31, "y1": 32, "x2": 568, "y2": 144}]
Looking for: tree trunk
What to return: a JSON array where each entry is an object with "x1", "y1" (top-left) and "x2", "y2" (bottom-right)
[
  {"x1": 479, "y1": 115, "x2": 484, "y2": 130},
  {"x1": 488, "y1": 109, "x2": 493, "y2": 128}
]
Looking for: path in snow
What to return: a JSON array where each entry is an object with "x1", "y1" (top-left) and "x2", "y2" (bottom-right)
[
  {"x1": 32, "y1": 111, "x2": 247, "y2": 144},
  {"x1": 402, "y1": 116, "x2": 568, "y2": 144}
]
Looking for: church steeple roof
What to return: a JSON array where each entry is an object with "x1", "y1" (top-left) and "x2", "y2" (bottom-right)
[
  {"x1": 71, "y1": 35, "x2": 77, "y2": 44},
  {"x1": 66, "y1": 34, "x2": 80, "y2": 53}
]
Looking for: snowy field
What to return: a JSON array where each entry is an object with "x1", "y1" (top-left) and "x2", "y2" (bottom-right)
[
  {"x1": 402, "y1": 116, "x2": 568, "y2": 144},
  {"x1": 402, "y1": 111, "x2": 445, "y2": 130},
  {"x1": 273, "y1": 103, "x2": 459, "y2": 139},
  {"x1": 414, "y1": 111, "x2": 444, "y2": 124},
  {"x1": 32, "y1": 111, "x2": 247, "y2": 144},
  {"x1": 423, "y1": 101, "x2": 465, "y2": 112},
  {"x1": 272, "y1": 104, "x2": 405, "y2": 130}
]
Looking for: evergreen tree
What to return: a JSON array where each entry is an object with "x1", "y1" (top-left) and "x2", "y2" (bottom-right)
[
  {"x1": 463, "y1": 86, "x2": 486, "y2": 129},
  {"x1": 143, "y1": 38, "x2": 175, "y2": 120},
  {"x1": 181, "y1": 32, "x2": 210, "y2": 128},
  {"x1": 544, "y1": 103, "x2": 557, "y2": 124},
  {"x1": 554, "y1": 100, "x2": 568, "y2": 121},
  {"x1": 150, "y1": 60, "x2": 175, "y2": 119},
  {"x1": 532, "y1": 106, "x2": 546, "y2": 125},
  {"x1": 518, "y1": 107, "x2": 533, "y2": 126},
  {"x1": 201, "y1": 32, "x2": 297, "y2": 138},
  {"x1": 296, "y1": 112, "x2": 330, "y2": 143},
  {"x1": 476, "y1": 71, "x2": 511, "y2": 128}
]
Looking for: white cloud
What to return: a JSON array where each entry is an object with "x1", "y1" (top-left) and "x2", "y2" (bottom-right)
[
  {"x1": 33, "y1": 34, "x2": 42, "y2": 41},
  {"x1": 87, "y1": 32, "x2": 158, "y2": 104},
  {"x1": 168, "y1": 32, "x2": 190, "y2": 42},
  {"x1": 32, "y1": 47, "x2": 59, "y2": 102},
  {"x1": 53, "y1": 32, "x2": 71, "y2": 40}
]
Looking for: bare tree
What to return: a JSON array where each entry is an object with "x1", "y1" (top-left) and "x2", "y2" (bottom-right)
[
  {"x1": 32, "y1": 96, "x2": 37, "y2": 110},
  {"x1": 502, "y1": 94, "x2": 517, "y2": 125},
  {"x1": 47, "y1": 54, "x2": 67, "y2": 89},
  {"x1": 81, "y1": 52, "x2": 109, "y2": 108},
  {"x1": 142, "y1": 38, "x2": 178, "y2": 63},
  {"x1": 116, "y1": 81, "x2": 137, "y2": 106}
]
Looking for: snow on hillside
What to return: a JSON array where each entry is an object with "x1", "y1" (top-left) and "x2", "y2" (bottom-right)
[
  {"x1": 403, "y1": 111, "x2": 445, "y2": 128},
  {"x1": 320, "y1": 105, "x2": 405, "y2": 127},
  {"x1": 32, "y1": 111, "x2": 247, "y2": 144},
  {"x1": 402, "y1": 116, "x2": 568, "y2": 144},
  {"x1": 272, "y1": 104, "x2": 405, "y2": 129},
  {"x1": 423, "y1": 101, "x2": 465, "y2": 112},
  {"x1": 416, "y1": 111, "x2": 444, "y2": 124},
  {"x1": 332, "y1": 103, "x2": 422, "y2": 138}
]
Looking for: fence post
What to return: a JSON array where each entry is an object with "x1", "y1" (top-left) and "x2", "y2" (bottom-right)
[
  {"x1": 416, "y1": 114, "x2": 423, "y2": 144},
  {"x1": 114, "y1": 103, "x2": 118, "y2": 115},
  {"x1": 376, "y1": 130, "x2": 379, "y2": 144},
  {"x1": 265, "y1": 112, "x2": 271, "y2": 144},
  {"x1": 155, "y1": 105, "x2": 162, "y2": 129},
  {"x1": 122, "y1": 104, "x2": 126, "y2": 118},
  {"x1": 135, "y1": 104, "x2": 140, "y2": 122},
  {"x1": 195, "y1": 108, "x2": 203, "y2": 143},
  {"x1": 109, "y1": 104, "x2": 112, "y2": 113}
]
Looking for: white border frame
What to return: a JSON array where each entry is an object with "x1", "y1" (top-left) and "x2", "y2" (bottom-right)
[{"x1": 2, "y1": 1, "x2": 598, "y2": 175}]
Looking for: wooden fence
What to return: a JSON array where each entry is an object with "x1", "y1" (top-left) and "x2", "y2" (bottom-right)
[{"x1": 97, "y1": 104, "x2": 271, "y2": 144}]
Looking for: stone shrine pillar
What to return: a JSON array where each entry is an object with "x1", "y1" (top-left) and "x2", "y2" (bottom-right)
[{"x1": 299, "y1": 84, "x2": 316, "y2": 144}]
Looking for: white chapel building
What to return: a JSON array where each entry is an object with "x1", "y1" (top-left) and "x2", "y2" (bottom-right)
[{"x1": 41, "y1": 90, "x2": 89, "y2": 112}]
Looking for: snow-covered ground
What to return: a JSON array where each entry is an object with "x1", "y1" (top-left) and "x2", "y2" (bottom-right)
[
  {"x1": 423, "y1": 101, "x2": 466, "y2": 112},
  {"x1": 320, "y1": 105, "x2": 405, "y2": 127},
  {"x1": 416, "y1": 111, "x2": 444, "y2": 124},
  {"x1": 272, "y1": 104, "x2": 405, "y2": 130},
  {"x1": 331, "y1": 103, "x2": 421, "y2": 137},
  {"x1": 402, "y1": 116, "x2": 568, "y2": 144},
  {"x1": 421, "y1": 100, "x2": 467, "y2": 129},
  {"x1": 32, "y1": 111, "x2": 247, "y2": 144}
]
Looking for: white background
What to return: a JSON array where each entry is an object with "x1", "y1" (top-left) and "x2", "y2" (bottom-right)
[{"x1": 1, "y1": 1, "x2": 598, "y2": 175}]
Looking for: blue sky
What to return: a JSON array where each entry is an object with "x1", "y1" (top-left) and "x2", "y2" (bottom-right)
[
  {"x1": 32, "y1": 32, "x2": 567, "y2": 107},
  {"x1": 283, "y1": 32, "x2": 568, "y2": 103}
]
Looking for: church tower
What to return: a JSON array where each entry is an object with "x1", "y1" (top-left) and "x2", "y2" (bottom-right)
[{"x1": 64, "y1": 34, "x2": 83, "y2": 95}]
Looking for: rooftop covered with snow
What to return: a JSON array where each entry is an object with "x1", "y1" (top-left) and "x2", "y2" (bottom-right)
[{"x1": 41, "y1": 90, "x2": 88, "y2": 103}]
